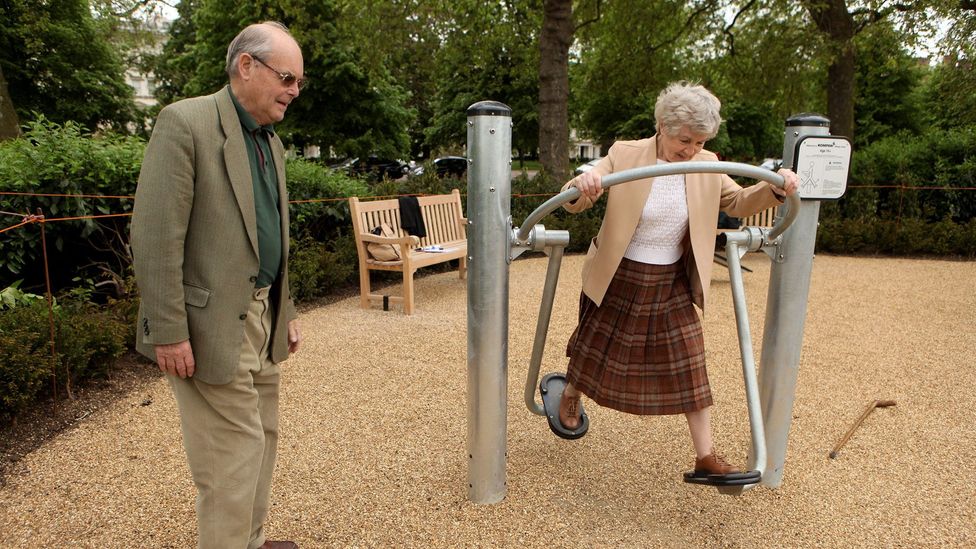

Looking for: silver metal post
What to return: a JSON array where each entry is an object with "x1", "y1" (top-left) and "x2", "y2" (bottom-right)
[
  {"x1": 757, "y1": 114, "x2": 831, "y2": 488},
  {"x1": 465, "y1": 101, "x2": 512, "y2": 504}
]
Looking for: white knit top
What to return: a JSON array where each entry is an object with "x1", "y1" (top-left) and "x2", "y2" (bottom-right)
[{"x1": 623, "y1": 160, "x2": 689, "y2": 265}]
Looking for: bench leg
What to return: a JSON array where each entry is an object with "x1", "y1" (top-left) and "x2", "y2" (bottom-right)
[
  {"x1": 359, "y1": 264, "x2": 372, "y2": 309},
  {"x1": 403, "y1": 268, "x2": 415, "y2": 315},
  {"x1": 458, "y1": 255, "x2": 467, "y2": 280}
]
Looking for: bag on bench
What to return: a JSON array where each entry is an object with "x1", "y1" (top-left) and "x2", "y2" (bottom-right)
[{"x1": 367, "y1": 223, "x2": 401, "y2": 261}]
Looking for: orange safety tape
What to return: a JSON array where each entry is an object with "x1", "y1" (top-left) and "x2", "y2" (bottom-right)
[
  {"x1": 0, "y1": 191, "x2": 135, "y2": 199},
  {"x1": 0, "y1": 219, "x2": 34, "y2": 234},
  {"x1": 39, "y1": 213, "x2": 133, "y2": 222},
  {"x1": 846, "y1": 185, "x2": 976, "y2": 190}
]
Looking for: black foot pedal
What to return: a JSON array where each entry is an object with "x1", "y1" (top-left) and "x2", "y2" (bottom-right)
[
  {"x1": 683, "y1": 469, "x2": 761, "y2": 487},
  {"x1": 540, "y1": 373, "x2": 590, "y2": 440}
]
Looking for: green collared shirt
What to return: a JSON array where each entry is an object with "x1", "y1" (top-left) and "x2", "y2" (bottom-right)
[{"x1": 230, "y1": 89, "x2": 282, "y2": 288}]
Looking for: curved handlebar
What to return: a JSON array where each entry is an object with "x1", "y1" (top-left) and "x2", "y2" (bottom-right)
[{"x1": 515, "y1": 161, "x2": 800, "y2": 244}]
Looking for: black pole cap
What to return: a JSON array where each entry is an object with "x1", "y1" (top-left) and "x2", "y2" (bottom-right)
[
  {"x1": 467, "y1": 101, "x2": 511, "y2": 117},
  {"x1": 786, "y1": 113, "x2": 830, "y2": 127}
]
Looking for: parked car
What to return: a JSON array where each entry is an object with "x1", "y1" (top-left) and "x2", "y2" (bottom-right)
[
  {"x1": 573, "y1": 157, "x2": 602, "y2": 176},
  {"x1": 335, "y1": 156, "x2": 410, "y2": 181},
  {"x1": 410, "y1": 156, "x2": 468, "y2": 178}
]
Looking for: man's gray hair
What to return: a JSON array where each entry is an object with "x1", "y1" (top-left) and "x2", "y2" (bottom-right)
[
  {"x1": 654, "y1": 81, "x2": 723, "y2": 138},
  {"x1": 225, "y1": 21, "x2": 292, "y2": 77}
]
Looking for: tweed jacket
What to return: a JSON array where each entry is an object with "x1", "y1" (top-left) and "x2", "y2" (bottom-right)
[
  {"x1": 562, "y1": 137, "x2": 783, "y2": 312},
  {"x1": 131, "y1": 85, "x2": 298, "y2": 385}
]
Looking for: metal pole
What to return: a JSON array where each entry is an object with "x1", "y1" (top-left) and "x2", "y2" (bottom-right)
[
  {"x1": 757, "y1": 114, "x2": 831, "y2": 488},
  {"x1": 725, "y1": 238, "x2": 767, "y2": 480},
  {"x1": 523, "y1": 240, "x2": 568, "y2": 416},
  {"x1": 465, "y1": 101, "x2": 512, "y2": 504}
]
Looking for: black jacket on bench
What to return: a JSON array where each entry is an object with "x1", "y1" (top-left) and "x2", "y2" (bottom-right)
[{"x1": 398, "y1": 196, "x2": 427, "y2": 238}]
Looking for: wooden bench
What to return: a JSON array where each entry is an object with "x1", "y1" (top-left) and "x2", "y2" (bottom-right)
[{"x1": 349, "y1": 189, "x2": 467, "y2": 315}]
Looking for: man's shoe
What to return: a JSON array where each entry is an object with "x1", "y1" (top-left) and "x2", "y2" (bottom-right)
[
  {"x1": 558, "y1": 390, "x2": 582, "y2": 430},
  {"x1": 694, "y1": 452, "x2": 740, "y2": 476},
  {"x1": 260, "y1": 541, "x2": 298, "y2": 549}
]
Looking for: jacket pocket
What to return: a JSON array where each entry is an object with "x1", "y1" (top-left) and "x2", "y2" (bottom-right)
[{"x1": 183, "y1": 282, "x2": 211, "y2": 308}]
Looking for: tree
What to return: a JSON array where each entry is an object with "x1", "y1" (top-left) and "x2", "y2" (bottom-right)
[
  {"x1": 572, "y1": 0, "x2": 715, "y2": 149},
  {"x1": 796, "y1": 0, "x2": 950, "y2": 140},
  {"x1": 0, "y1": 0, "x2": 135, "y2": 131},
  {"x1": 150, "y1": 0, "x2": 200, "y2": 107},
  {"x1": 800, "y1": 0, "x2": 858, "y2": 140},
  {"x1": 425, "y1": 1, "x2": 541, "y2": 159},
  {"x1": 698, "y1": 1, "x2": 825, "y2": 158},
  {"x1": 336, "y1": 0, "x2": 444, "y2": 158},
  {"x1": 152, "y1": 0, "x2": 413, "y2": 159},
  {"x1": 853, "y1": 23, "x2": 923, "y2": 147},
  {"x1": 538, "y1": 0, "x2": 575, "y2": 181},
  {"x1": 923, "y1": 1, "x2": 976, "y2": 129},
  {"x1": 0, "y1": 64, "x2": 20, "y2": 140}
]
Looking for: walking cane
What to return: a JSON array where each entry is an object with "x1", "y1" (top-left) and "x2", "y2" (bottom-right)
[{"x1": 829, "y1": 399, "x2": 897, "y2": 459}]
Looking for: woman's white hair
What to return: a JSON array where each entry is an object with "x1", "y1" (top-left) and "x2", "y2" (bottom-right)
[
  {"x1": 654, "y1": 81, "x2": 723, "y2": 138},
  {"x1": 225, "y1": 21, "x2": 292, "y2": 77}
]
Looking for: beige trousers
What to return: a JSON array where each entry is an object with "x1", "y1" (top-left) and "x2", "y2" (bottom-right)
[{"x1": 169, "y1": 287, "x2": 279, "y2": 549}]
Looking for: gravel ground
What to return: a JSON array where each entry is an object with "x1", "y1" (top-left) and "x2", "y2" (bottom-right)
[{"x1": 1, "y1": 253, "x2": 973, "y2": 548}]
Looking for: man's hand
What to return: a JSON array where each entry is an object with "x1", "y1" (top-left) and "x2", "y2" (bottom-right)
[
  {"x1": 288, "y1": 319, "x2": 302, "y2": 354},
  {"x1": 155, "y1": 340, "x2": 195, "y2": 378}
]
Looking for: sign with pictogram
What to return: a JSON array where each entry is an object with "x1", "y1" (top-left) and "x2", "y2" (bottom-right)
[{"x1": 793, "y1": 136, "x2": 851, "y2": 200}]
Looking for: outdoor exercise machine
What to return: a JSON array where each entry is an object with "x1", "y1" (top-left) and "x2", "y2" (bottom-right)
[{"x1": 464, "y1": 101, "x2": 851, "y2": 503}]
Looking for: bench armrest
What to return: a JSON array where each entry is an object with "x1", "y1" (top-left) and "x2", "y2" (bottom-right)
[{"x1": 359, "y1": 233, "x2": 421, "y2": 247}]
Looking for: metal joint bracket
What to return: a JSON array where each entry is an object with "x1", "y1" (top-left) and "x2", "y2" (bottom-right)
[
  {"x1": 725, "y1": 227, "x2": 765, "y2": 254},
  {"x1": 510, "y1": 225, "x2": 569, "y2": 261},
  {"x1": 759, "y1": 229, "x2": 787, "y2": 263}
]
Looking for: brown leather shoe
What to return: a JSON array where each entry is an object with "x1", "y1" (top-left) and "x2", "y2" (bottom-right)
[
  {"x1": 260, "y1": 541, "x2": 298, "y2": 549},
  {"x1": 694, "y1": 452, "x2": 741, "y2": 476},
  {"x1": 559, "y1": 388, "x2": 582, "y2": 430}
]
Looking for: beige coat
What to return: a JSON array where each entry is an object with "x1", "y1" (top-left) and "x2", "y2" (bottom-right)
[
  {"x1": 562, "y1": 137, "x2": 782, "y2": 312},
  {"x1": 131, "y1": 86, "x2": 298, "y2": 385}
]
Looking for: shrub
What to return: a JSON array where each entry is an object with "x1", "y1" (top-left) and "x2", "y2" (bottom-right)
[
  {"x1": 0, "y1": 301, "x2": 54, "y2": 421},
  {"x1": 817, "y1": 217, "x2": 976, "y2": 258},
  {"x1": 288, "y1": 235, "x2": 358, "y2": 302},
  {"x1": 287, "y1": 158, "x2": 370, "y2": 241},
  {"x1": 0, "y1": 117, "x2": 144, "y2": 294},
  {"x1": 0, "y1": 292, "x2": 130, "y2": 422}
]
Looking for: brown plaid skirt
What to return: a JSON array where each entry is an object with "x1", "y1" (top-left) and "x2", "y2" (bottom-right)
[{"x1": 565, "y1": 257, "x2": 711, "y2": 415}]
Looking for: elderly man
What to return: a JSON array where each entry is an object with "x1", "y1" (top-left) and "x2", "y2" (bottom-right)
[{"x1": 131, "y1": 22, "x2": 305, "y2": 549}]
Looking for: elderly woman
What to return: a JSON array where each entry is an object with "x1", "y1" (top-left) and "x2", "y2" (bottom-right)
[{"x1": 559, "y1": 81, "x2": 798, "y2": 477}]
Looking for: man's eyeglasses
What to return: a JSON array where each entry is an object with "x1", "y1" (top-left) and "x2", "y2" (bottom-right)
[{"x1": 251, "y1": 55, "x2": 308, "y2": 90}]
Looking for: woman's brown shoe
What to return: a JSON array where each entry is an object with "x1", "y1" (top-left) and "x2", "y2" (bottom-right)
[
  {"x1": 694, "y1": 452, "x2": 741, "y2": 475},
  {"x1": 558, "y1": 390, "x2": 582, "y2": 430}
]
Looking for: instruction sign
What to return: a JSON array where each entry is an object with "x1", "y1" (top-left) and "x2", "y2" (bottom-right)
[{"x1": 793, "y1": 136, "x2": 851, "y2": 200}]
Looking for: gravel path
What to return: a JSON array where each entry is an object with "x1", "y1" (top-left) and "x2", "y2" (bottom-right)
[{"x1": 1, "y1": 254, "x2": 974, "y2": 548}]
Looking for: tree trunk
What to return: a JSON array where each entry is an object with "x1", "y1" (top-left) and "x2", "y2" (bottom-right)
[
  {"x1": 538, "y1": 0, "x2": 574, "y2": 182},
  {"x1": 802, "y1": 0, "x2": 856, "y2": 140},
  {"x1": 825, "y1": 42, "x2": 855, "y2": 140},
  {"x1": 0, "y1": 63, "x2": 21, "y2": 140}
]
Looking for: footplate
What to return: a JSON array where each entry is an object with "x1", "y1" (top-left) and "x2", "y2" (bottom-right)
[
  {"x1": 540, "y1": 372, "x2": 590, "y2": 440},
  {"x1": 683, "y1": 469, "x2": 761, "y2": 487}
]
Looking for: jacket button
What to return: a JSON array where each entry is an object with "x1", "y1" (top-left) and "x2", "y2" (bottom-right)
[
  {"x1": 249, "y1": 275, "x2": 257, "y2": 283},
  {"x1": 239, "y1": 314, "x2": 247, "y2": 320}
]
